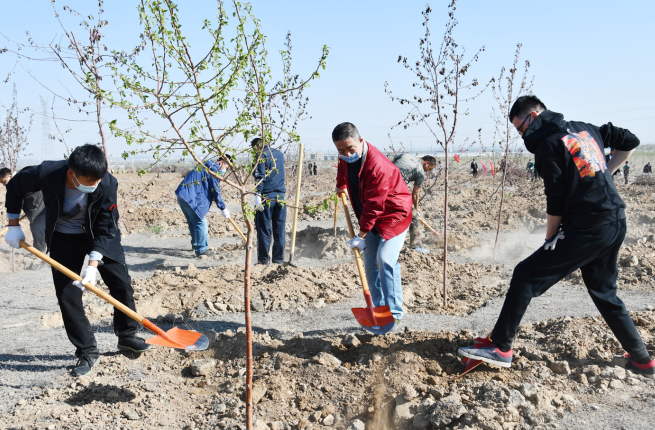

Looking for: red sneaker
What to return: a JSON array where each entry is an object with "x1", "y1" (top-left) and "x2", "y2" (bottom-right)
[{"x1": 625, "y1": 354, "x2": 655, "y2": 379}]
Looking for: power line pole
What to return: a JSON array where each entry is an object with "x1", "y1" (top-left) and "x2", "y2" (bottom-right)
[{"x1": 40, "y1": 96, "x2": 55, "y2": 161}]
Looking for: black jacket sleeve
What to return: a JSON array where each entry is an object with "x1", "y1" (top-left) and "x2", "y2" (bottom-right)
[
  {"x1": 5, "y1": 166, "x2": 43, "y2": 215},
  {"x1": 90, "y1": 175, "x2": 121, "y2": 257},
  {"x1": 599, "y1": 122, "x2": 640, "y2": 151}
]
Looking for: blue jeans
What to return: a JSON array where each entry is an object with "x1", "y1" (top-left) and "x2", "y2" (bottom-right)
[
  {"x1": 255, "y1": 195, "x2": 287, "y2": 263},
  {"x1": 362, "y1": 228, "x2": 408, "y2": 320},
  {"x1": 177, "y1": 196, "x2": 208, "y2": 256}
]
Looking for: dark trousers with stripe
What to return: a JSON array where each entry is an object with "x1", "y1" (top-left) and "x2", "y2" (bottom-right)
[
  {"x1": 50, "y1": 232, "x2": 139, "y2": 358},
  {"x1": 491, "y1": 219, "x2": 650, "y2": 363}
]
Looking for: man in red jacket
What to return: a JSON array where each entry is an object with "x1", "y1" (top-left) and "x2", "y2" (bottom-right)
[{"x1": 333, "y1": 122, "x2": 413, "y2": 326}]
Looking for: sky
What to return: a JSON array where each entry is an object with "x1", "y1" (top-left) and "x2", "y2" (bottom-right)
[{"x1": 2, "y1": 0, "x2": 655, "y2": 164}]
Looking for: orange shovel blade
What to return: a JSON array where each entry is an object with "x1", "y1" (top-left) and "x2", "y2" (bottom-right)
[
  {"x1": 143, "y1": 320, "x2": 209, "y2": 350},
  {"x1": 351, "y1": 306, "x2": 395, "y2": 333}
]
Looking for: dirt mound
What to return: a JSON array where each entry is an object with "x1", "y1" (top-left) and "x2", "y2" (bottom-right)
[
  {"x1": 4, "y1": 312, "x2": 654, "y2": 430},
  {"x1": 293, "y1": 225, "x2": 351, "y2": 259}
]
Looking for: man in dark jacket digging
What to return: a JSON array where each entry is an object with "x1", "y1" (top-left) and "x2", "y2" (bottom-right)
[
  {"x1": 4, "y1": 144, "x2": 150, "y2": 377},
  {"x1": 458, "y1": 95, "x2": 655, "y2": 378},
  {"x1": 333, "y1": 122, "x2": 413, "y2": 327}
]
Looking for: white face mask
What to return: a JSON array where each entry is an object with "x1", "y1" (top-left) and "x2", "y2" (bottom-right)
[{"x1": 72, "y1": 172, "x2": 98, "y2": 194}]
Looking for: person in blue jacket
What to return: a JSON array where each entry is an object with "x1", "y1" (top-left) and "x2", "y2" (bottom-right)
[
  {"x1": 252, "y1": 138, "x2": 286, "y2": 264},
  {"x1": 175, "y1": 158, "x2": 230, "y2": 257}
]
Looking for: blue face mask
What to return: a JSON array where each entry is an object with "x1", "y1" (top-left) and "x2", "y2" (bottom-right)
[
  {"x1": 218, "y1": 169, "x2": 227, "y2": 175},
  {"x1": 339, "y1": 152, "x2": 361, "y2": 163},
  {"x1": 72, "y1": 172, "x2": 98, "y2": 194}
]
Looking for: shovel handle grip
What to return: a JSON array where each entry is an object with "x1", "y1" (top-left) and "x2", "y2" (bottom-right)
[
  {"x1": 19, "y1": 240, "x2": 144, "y2": 324},
  {"x1": 418, "y1": 218, "x2": 440, "y2": 236},
  {"x1": 228, "y1": 217, "x2": 247, "y2": 242},
  {"x1": 339, "y1": 194, "x2": 373, "y2": 298}
]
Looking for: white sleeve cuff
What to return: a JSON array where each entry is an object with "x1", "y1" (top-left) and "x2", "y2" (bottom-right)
[
  {"x1": 89, "y1": 251, "x2": 104, "y2": 262},
  {"x1": 7, "y1": 213, "x2": 21, "y2": 219}
]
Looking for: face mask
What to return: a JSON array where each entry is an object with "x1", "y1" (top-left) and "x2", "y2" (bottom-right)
[
  {"x1": 339, "y1": 152, "x2": 361, "y2": 163},
  {"x1": 218, "y1": 169, "x2": 227, "y2": 175},
  {"x1": 72, "y1": 172, "x2": 98, "y2": 194}
]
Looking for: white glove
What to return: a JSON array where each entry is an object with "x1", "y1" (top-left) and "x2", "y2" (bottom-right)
[
  {"x1": 347, "y1": 235, "x2": 367, "y2": 251},
  {"x1": 4, "y1": 226, "x2": 25, "y2": 249},
  {"x1": 72, "y1": 265, "x2": 98, "y2": 291},
  {"x1": 544, "y1": 231, "x2": 565, "y2": 251},
  {"x1": 254, "y1": 196, "x2": 264, "y2": 212},
  {"x1": 221, "y1": 208, "x2": 230, "y2": 219}
]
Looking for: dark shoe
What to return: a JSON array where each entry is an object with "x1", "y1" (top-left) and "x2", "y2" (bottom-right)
[
  {"x1": 256, "y1": 260, "x2": 270, "y2": 265},
  {"x1": 72, "y1": 355, "x2": 100, "y2": 377},
  {"x1": 117, "y1": 336, "x2": 152, "y2": 353},
  {"x1": 272, "y1": 260, "x2": 286, "y2": 265},
  {"x1": 625, "y1": 354, "x2": 655, "y2": 379},
  {"x1": 197, "y1": 250, "x2": 217, "y2": 258}
]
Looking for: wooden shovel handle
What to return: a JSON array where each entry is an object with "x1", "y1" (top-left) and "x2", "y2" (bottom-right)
[
  {"x1": 19, "y1": 240, "x2": 143, "y2": 324},
  {"x1": 418, "y1": 218, "x2": 440, "y2": 236},
  {"x1": 339, "y1": 193, "x2": 371, "y2": 294},
  {"x1": 229, "y1": 217, "x2": 247, "y2": 242},
  {"x1": 289, "y1": 142, "x2": 304, "y2": 258}
]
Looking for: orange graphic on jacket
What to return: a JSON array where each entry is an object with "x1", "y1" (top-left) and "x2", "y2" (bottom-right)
[{"x1": 561, "y1": 131, "x2": 606, "y2": 178}]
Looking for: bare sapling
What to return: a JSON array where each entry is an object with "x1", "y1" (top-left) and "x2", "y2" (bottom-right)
[
  {"x1": 109, "y1": 1, "x2": 327, "y2": 428},
  {"x1": 490, "y1": 43, "x2": 533, "y2": 260},
  {"x1": 385, "y1": 1, "x2": 489, "y2": 307},
  {"x1": 1, "y1": 1, "x2": 118, "y2": 168}
]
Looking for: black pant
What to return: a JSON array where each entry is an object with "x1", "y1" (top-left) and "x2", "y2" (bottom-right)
[
  {"x1": 491, "y1": 219, "x2": 650, "y2": 362},
  {"x1": 255, "y1": 196, "x2": 287, "y2": 264},
  {"x1": 50, "y1": 232, "x2": 139, "y2": 358}
]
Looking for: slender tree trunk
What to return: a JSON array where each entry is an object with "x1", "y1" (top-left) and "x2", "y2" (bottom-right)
[
  {"x1": 493, "y1": 145, "x2": 510, "y2": 260},
  {"x1": 96, "y1": 96, "x2": 111, "y2": 172},
  {"x1": 442, "y1": 148, "x2": 449, "y2": 307},
  {"x1": 244, "y1": 200, "x2": 254, "y2": 430}
]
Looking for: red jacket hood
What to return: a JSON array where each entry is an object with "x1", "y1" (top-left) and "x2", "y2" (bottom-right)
[{"x1": 336, "y1": 142, "x2": 412, "y2": 240}]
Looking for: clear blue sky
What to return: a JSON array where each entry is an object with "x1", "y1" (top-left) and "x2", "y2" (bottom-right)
[{"x1": 2, "y1": 0, "x2": 655, "y2": 162}]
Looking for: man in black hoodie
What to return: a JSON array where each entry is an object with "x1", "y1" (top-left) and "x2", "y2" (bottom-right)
[
  {"x1": 458, "y1": 95, "x2": 654, "y2": 378},
  {"x1": 4, "y1": 145, "x2": 150, "y2": 377}
]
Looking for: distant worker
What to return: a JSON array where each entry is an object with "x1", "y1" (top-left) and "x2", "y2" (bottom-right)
[
  {"x1": 471, "y1": 159, "x2": 478, "y2": 177},
  {"x1": 313, "y1": 162, "x2": 317, "y2": 176},
  {"x1": 4, "y1": 145, "x2": 151, "y2": 377},
  {"x1": 644, "y1": 162, "x2": 652, "y2": 175},
  {"x1": 392, "y1": 154, "x2": 436, "y2": 254},
  {"x1": 175, "y1": 158, "x2": 230, "y2": 258},
  {"x1": 333, "y1": 123, "x2": 412, "y2": 327},
  {"x1": 252, "y1": 138, "x2": 286, "y2": 265},
  {"x1": 0, "y1": 167, "x2": 47, "y2": 253},
  {"x1": 623, "y1": 161, "x2": 630, "y2": 185},
  {"x1": 307, "y1": 161, "x2": 313, "y2": 176},
  {"x1": 458, "y1": 95, "x2": 655, "y2": 379}
]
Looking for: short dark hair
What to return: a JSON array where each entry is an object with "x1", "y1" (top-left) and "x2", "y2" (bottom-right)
[
  {"x1": 68, "y1": 144, "x2": 107, "y2": 180},
  {"x1": 332, "y1": 122, "x2": 361, "y2": 142},
  {"x1": 509, "y1": 95, "x2": 547, "y2": 122},
  {"x1": 421, "y1": 155, "x2": 436, "y2": 168},
  {"x1": 250, "y1": 137, "x2": 263, "y2": 148},
  {"x1": 0, "y1": 167, "x2": 11, "y2": 179}
]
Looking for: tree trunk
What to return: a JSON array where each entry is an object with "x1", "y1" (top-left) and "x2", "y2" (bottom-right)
[
  {"x1": 493, "y1": 146, "x2": 510, "y2": 260},
  {"x1": 244, "y1": 205, "x2": 254, "y2": 430},
  {"x1": 442, "y1": 149, "x2": 449, "y2": 307},
  {"x1": 97, "y1": 96, "x2": 111, "y2": 173}
]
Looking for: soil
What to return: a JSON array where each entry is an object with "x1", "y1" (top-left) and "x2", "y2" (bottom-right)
[{"x1": 2, "y1": 166, "x2": 655, "y2": 429}]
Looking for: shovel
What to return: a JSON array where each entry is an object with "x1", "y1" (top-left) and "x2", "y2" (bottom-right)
[
  {"x1": 333, "y1": 198, "x2": 338, "y2": 237},
  {"x1": 228, "y1": 218, "x2": 247, "y2": 242},
  {"x1": 418, "y1": 218, "x2": 440, "y2": 236},
  {"x1": 19, "y1": 240, "x2": 208, "y2": 351},
  {"x1": 339, "y1": 193, "x2": 395, "y2": 335},
  {"x1": 287, "y1": 143, "x2": 305, "y2": 267}
]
